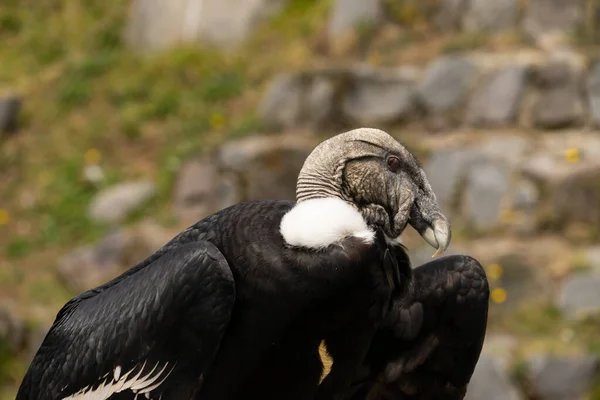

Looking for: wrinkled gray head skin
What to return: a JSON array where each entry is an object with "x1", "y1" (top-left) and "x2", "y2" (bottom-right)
[{"x1": 296, "y1": 127, "x2": 450, "y2": 256}]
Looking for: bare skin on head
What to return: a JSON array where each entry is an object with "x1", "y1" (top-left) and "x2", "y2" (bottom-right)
[{"x1": 283, "y1": 127, "x2": 451, "y2": 257}]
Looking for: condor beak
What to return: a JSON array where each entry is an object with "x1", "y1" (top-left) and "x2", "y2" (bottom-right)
[
  {"x1": 421, "y1": 218, "x2": 451, "y2": 258},
  {"x1": 408, "y1": 193, "x2": 452, "y2": 258}
]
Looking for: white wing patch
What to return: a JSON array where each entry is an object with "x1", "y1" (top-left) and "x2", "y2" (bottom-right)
[
  {"x1": 280, "y1": 197, "x2": 375, "y2": 249},
  {"x1": 62, "y1": 360, "x2": 175, "y2": 400}
]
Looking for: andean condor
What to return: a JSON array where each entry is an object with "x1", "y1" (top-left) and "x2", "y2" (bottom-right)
[{"x1": 16, "y1": 127, "x2": 487, "y2": 400}]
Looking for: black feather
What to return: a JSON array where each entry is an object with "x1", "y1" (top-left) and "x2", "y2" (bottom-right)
[{"x1": 343, "y1": 254, "x2": 490, "y2": 400}]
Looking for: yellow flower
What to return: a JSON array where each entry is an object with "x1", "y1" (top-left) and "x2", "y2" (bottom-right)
[
  {"x1": 487, "y1": 264, "x2": 504, "y2": 280},
  {"x1": 210, "y1": 113, "x2": 226, "y2": 130},
  {"x1": 0, "y1": 209, "x2": 9, "y2": 225},
  {"x1": 84, "y1": 148, "x2": 101, "y2": 165},
  {"x1": 491, "y1": 288, "x2": 507, "y2": 304},
  {"x1": 564, "y1": 148, "x2": 580, "y2": 163}
]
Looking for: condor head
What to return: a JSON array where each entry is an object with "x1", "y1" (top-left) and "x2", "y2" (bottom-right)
[{"x1": 293, "y1": 127, "x2": 450, "y2": 257}]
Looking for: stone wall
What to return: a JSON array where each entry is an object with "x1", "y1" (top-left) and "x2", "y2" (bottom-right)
[
  {"x1": 259, "y1": 49, "x2": 600, "y2": 133},
  {"x1": 329, "y1": 0, "x2": 593, "y2": 46},
  {"x1": 124, "y1": 0, "x2": 600, "y2": 53}
]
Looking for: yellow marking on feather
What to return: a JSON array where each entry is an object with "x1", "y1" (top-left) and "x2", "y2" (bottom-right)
[{"x1": 319, "y1": 341, "x2": 333, "y2": 382}]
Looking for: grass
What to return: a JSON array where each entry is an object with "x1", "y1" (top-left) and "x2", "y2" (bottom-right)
[
  {"x1": 0, "y1": 0, "x2": 329, "y2": 256},
  {"x1": 0, "y1": 0, "x2": 333, "y2": 395}
]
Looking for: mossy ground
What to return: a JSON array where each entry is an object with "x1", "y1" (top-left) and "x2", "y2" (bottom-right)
[
  {"x1": 0, "y1": 0, "x2": 343, "y2": 395},
  {"x1": 2, "y1": 0, "x2": 600, "y2": 398}
]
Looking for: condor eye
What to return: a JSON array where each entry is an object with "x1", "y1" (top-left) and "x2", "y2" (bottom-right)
[{"x1": 386, "y1": 156, "x2": 401, "y2": 173}]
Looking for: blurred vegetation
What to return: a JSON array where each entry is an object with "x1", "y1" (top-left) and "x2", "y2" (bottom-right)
[{"x1": 0, "y1": 0, "x2": 332, "y2": 396}]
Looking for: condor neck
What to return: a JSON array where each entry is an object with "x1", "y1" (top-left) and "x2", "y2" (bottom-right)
[
  {"x1": 296, "y1": 174, "x2": 345, "y2": 202},
  {"x1": 279, "y1": 197, "x2": 375, "y2": 250}
]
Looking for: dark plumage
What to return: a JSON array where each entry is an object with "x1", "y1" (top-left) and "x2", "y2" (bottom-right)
[
  {"x1": 16, "y1": 127, "x2": 487, "y2": 400},
  {"x1": 340, "y1": 252, "x2": 490, "y2": 400},
  {"x1": 18, "y1": 200, "x2": 399, "y2": 399}
]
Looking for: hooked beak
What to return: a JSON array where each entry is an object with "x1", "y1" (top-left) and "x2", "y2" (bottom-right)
[
  {"x1": 408, "y1": 195, "x2": 451, "y2": 258},
  {"x1": 404, "y1": 168, "x2": 452, "y2": 258},
  {"x1": 420, "y1": 218, "x2": 451, "y2": 258}
]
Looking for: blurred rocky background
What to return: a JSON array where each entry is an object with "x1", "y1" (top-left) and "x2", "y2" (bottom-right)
[{"x1": 3, "y1": 0, "x2": 600, "y2": 398}]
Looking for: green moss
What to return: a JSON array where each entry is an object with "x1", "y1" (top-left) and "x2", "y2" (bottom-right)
[
  {"x1": 0, "y1": 10, "x2": 23, "y2": 35},
  {"x1": 57, "y1": 79, "x2": 92, "y2": 110},
  {"x1": 197, "y1": 70, "x2": 246, "y2": 103},
  {"x1": 228, "y1": 113, "x2": 261, "y2": 139},
  {"x1": 5, "y1": 238, "x2": 32, "y2": 260},
  {"x1": 442, "y1": 32, "x2": 491, "y2": 54}
]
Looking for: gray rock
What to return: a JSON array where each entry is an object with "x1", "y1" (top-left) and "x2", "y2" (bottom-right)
[
  {"x1": 57, "y1": 230, "x2": 131, "y2": 292},
  {"x1": 532, "y1": 84, "x2": 585, "y2": 129},
  {"x1": 520, "y1": 136, "x2": 600, "y2": 229},
  {"x1": 520, "y1": 152, "x2": 584, "y2": 184},
  {"x1": 532, "y1": 63, "x2": 585, "y2": 129},
  {"x1": 433, "y1": 0, "x2": 468, "y2": 32},
  {"x1": 328, "y1": 0, "x2": 383, "y2": 40},
  {"x1": 586, "y1": 60, "x2": 600, "y2": 128},
  {"x1": 533, "y1": 62, "x2": 575, "y2": 87},
  {"x1": 125, "y1": 0, "x2": 286, "y2": 52},
  {"x1": 559, "y1": 274, "x2": 600, "y2": 319},
  {"x1": 504, "y1": 179, "x2": 540, "y2": 236},
  {"x1": 523, "y1": 0, "x2": 584, "y2": 41},
  {"x1": 0, "y1": 309, "x2": 25, "y2": 355},
  {"x1": 512, "y1": 179, "x2": 539, "y2": 211},
  {"x1": 259, "y1": 73, "x2": 304, "y2": 129},
  {"x1": 417, "y1": 56, "x2": 480, "y2": 113},
  {"x1": 463, "y1": 0, "x2": 518, "y2": 33},
  {"x1": 424, "y1": 148, "x2": 476, "y2": 212},
  {"x1": 304, "y1": 78, "x2": 336, "y2": 128},
  {"x1": 481, "y1": 334, "x2": 519, "y2": 371},
  {"x1": 490, "y1": 252, "x2": 549, "y2": 311},
  {"x1": 172, "y1": 158, "x2": 219, "y2": 224},
  {"x1": 473, "y1": 135, "x2": 531, "y2": 168},
  {"x1": 464, "y1": 356, "x2": 522, "y2": 400},
  {"x1": 259, "y1": 73, "x2": 335, "y2": 130},
  {"x1": 463, "y1": 159, "x2": 511, "y2": 231},
  {"x1": 585, "y1": 246, "x2": 600, "y2": 273},
  {"x1": 528, "y1": 354, "x2": 599, "y2": 400},
  {"x1": 120, "y1": 219, "x2": 174, "y2": 267},
  {"x1": 0, "y1": 95, "x2": 21, "y2": 134},
  {"x1": 342, "y1": 67, "x2": 417, "y2": 125},
  {"x1": 57, "y1": 222, "x2": 172, "y2": 292},
  {"x1": 125, "y1": 0, "x2": 189, "y2": 52},
  {"x1": 466, "y1": 66, "x2": 527, "y2": 127},
  {"x1": 88, "y1": 180, "x2": 156, "y2": 224},
  {"x1": 551, "y1": 167, "x2": 600, "y2": 227},
  {"x1": 216, "y1": 173, "x2": 242, "y2": 211},
  {"x1": 425, "y1": 136, "x2": 530, "y2": 226},
  {"x1": 217, "y1": 135, "x2": 316, "y2": 202}
]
